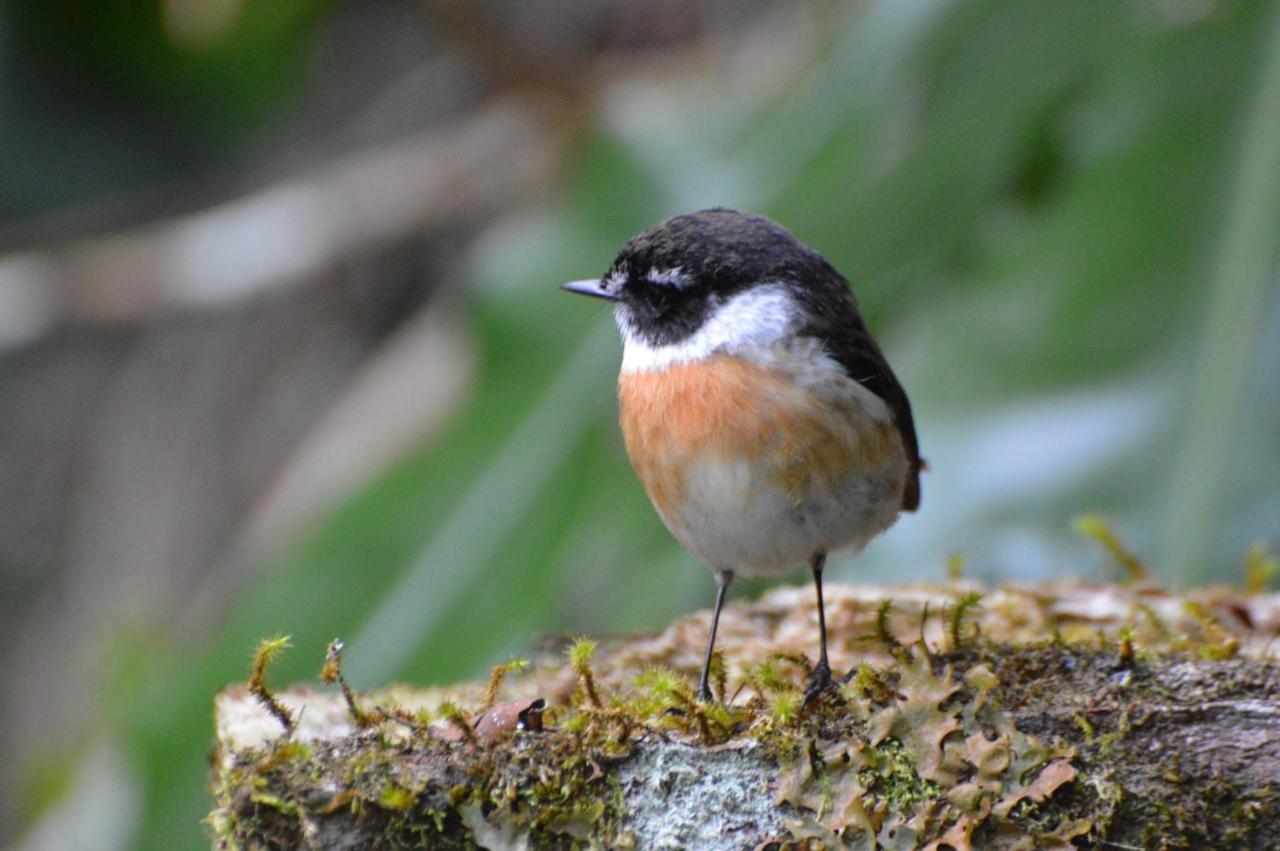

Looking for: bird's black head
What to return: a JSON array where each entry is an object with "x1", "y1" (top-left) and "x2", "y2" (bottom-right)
[{"x1": 562, "y1": 208, "x2": 841, "y2": 348}]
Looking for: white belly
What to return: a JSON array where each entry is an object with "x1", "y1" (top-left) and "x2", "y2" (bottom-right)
[{"x1": 667, "y1": 450, "x2": 907, "y2": 576}]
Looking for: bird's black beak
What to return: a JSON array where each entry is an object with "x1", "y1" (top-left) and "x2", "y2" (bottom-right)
[{"x1": 561, "y1": 278, "x2": 619, "y2": 302}]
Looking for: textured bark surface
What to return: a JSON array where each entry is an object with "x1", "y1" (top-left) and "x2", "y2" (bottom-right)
[{"x1": 210, "y1": 581, "x2": 1280, "y2": 849}]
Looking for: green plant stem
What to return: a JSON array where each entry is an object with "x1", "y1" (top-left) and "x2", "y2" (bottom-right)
[{"x1": 1165, "y1": 7, "x2": 1280, "y2": 585}]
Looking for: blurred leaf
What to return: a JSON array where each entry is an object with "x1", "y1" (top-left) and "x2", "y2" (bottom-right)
[{"x1": 1165, "y1": 5, "x2": 1280, "y2": 583}]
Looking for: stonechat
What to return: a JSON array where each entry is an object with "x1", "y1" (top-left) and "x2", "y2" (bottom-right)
[{"x1": 562, "y1": 209, "x2": 922, "y2": 702}]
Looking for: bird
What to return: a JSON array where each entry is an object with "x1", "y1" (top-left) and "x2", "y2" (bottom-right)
[{"x1": 561, "y1": 209, "x2": 922, "y2": 703}]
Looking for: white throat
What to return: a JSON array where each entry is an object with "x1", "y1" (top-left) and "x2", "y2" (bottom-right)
[{"x1": 618, "y1": 284, "x2": 797, "y2": 373}]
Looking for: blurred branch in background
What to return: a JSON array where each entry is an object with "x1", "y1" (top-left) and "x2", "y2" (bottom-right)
[
  {"x1": 1, "y1": 1, "x2": 1277, "y2": 849},
  {"x1": 0, "y1": 100, "x2": 555, "y2": 348}
]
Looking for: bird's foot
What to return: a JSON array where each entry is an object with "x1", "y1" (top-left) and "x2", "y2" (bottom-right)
[
  {"x1": 802, "y1": 660, "x2": 838, "y2": 706},
  {"x1": 696, "y1": 683, "x2": 715, "y2": 704}
]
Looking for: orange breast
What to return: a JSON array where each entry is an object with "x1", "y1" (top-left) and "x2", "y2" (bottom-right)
[{"x1": 617, "y1": 356, "x2": 899, "y2": 523}]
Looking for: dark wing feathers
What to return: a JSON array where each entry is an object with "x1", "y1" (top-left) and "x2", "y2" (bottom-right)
[
  {"x1": 826, "y1": 324, "x2": 922, "y2": 512},
  {"x1": 796, "y1": 271, "x2": 923, "y2": 512}
]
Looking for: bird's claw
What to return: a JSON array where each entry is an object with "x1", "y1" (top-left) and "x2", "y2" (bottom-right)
[{"x1": 802, "y1": 661, "x2": 838, "y2": 706}]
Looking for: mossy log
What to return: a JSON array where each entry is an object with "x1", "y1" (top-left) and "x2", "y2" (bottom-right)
[{"x1": 210, "y1": 581, "x2": 1280, "y2": 849}]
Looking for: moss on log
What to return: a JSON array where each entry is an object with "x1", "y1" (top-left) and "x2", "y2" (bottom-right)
[{"x1": 210, "y1": 581, "x2": 1280, "y2": 849}]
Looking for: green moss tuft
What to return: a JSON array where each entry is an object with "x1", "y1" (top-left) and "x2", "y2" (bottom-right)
[{"x1": 378, "y1": 783, "x2": 416, "y2": 812}]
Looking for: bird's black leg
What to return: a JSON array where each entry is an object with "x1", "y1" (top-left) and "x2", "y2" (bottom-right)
[
  {"x1": 697, "y1": 569, "x2": 734, "y2": 703},
  {"x1": 804, "y1": 553, "x2": 837, "y2": 704}
]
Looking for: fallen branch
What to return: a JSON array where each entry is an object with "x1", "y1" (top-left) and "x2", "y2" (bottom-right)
[{"x1": 210, "y1": 581, "x2": 1280, "y2": 849}]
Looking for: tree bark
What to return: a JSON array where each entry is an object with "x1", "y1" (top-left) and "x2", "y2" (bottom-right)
[{"x1": 210, "y1": 581, "x2": 1280, "y2": 850}]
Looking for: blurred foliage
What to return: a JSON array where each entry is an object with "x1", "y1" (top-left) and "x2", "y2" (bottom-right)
[
  {"x1": 5, "y1": 1, "x2": 1279, "y2": 848},
  {"x1": 11, "y1": 0, "x2": 325, "y2": 127},
  {"x1": 1, "y1": 0, "x2": 325, "y2": 216}
]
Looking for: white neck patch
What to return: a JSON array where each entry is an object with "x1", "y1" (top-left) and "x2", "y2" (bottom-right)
[{"x1": 618, "y1": 284, "x2": 797, "y2": 373}]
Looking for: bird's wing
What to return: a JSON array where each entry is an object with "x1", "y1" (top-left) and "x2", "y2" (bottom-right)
[{"x1": 796, "y1": 276, "x2": 923, "y2": 512}]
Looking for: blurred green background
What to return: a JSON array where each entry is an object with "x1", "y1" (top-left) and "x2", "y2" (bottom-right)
[{"x1": 2, "y1": 1, "x2": 1277, "y2": 847}]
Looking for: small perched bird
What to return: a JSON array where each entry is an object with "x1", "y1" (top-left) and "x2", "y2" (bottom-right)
[{"x1": 562, "y1": 209, "x2": 922, "y2": 702}]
